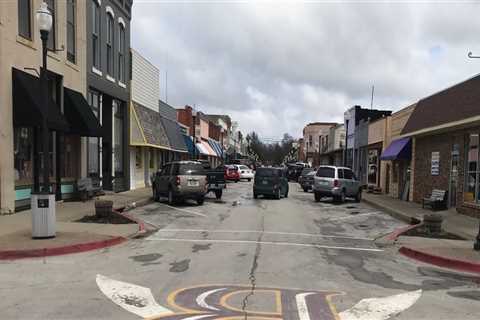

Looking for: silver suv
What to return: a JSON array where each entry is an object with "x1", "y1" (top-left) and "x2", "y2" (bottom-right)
[
  {"x1": 313, "y1": 166, "x2": 362, "y2": 203},
  {"x1": 152, "y1": 161, "x2": 207, "y2": 205}
]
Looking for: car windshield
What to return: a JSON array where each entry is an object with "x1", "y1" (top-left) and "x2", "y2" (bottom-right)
[
  {"x1": 316, "y1": 167, "x2": 335, "y2": 178},
  {"x1": 256, "y1": 168, "x2": 277, "y2": 177},
  {"x1": 239, "y1": 165, "x2": 249, "y2": 170},
  {"x1": 301, "y1": 168, "x2": 313, "y2": 175},
  {"x1": 178, "y1": 163, "x2": 204, "y2": 175}
]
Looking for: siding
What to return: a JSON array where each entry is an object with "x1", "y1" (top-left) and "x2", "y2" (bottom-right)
[{"x1": 131, "y1": 49, "x2": 159, "y2": 111}]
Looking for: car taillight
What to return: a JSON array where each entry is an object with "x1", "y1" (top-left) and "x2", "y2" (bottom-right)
[
  {"x1": 176, "y1": 176, "x2": 181, "y2": 186},
  {"x1": 333, "y1": 179, "x2": 339, "y2": 187}
]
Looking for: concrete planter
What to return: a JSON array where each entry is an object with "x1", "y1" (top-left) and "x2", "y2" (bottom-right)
[{"x1": 95, "y1": 200, "x2": 113, "y2": 218}]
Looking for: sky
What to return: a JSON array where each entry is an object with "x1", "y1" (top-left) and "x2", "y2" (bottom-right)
[{"x1": 131, "y1": 0, "x2": 480, "y2": 140}]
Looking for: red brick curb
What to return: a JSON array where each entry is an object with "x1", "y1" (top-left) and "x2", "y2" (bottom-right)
[
  {"x1": 386, "y1": 223, "x2": 423, "y2": 241},
  {"x1": 0, "y1": 236, "x2": 126, "y2": 260},
  {"x1": 399, "y1": 246, "x2": 480, "y2": 275},
  {"x1": 113, "y1": 208, "x2": 146, "y2": 236}
]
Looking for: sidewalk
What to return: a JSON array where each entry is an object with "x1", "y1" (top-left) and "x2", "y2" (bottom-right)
[
  {"x1": 363, "y1": 193, "x2": 480, "y2": 274},
  {"x1": 0, "y1": 188, "x2": 152, "y2": 259}
]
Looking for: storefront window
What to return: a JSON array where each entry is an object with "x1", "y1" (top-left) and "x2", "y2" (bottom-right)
[
  {"x1": 465, "y1": 133, "x2": 479, "y2": 203},
  {"x1": 60, "y1": 135, "x2": 79, "y2": 180},
  {"x1": 14, "y1": 127, "x2": 34, "y2": 185},
  {"x1": 149, "y1": 148, "x2": 155, "y2": 169},
  {"x1": 136, "y1": 147, "x2": 142, "y2": 169},
  {"x1": 114, "y1": 100, "x2": 124, "y2": 174},
  {"x1": 88, "y1": 90, "x2": 100, "y2": 177}
]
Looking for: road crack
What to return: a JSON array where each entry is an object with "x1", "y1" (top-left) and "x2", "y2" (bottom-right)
[{"x1": 241, "y1": 213, "x2": 265, "y2": 320}]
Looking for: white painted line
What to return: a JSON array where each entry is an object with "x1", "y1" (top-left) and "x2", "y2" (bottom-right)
[
  {"x1": 182, "y1": 315, "x2": 215, "y2": 320},
  {"x1": 146, "y1": 238, "x2": 384, "y2": 252},
  {"x1": 196, "y1": 288, "x2": 226, "y2": 311},
  {"x1": 96, "y1": 274, "x2": 173, "y2": 318},
  {"x1": 159, "y1": 203, "x2": 207, "y2": 217},
  {"x1": 326, "y1": 212, "x2": 378, "y2": 222},
  {"x1": 296, "y1": 292, "x2": 315, "y2": 320},
  {"x1": 155, "y1": 229, "x2": 374, "y2": 241},
  {"x1": 339, "y1": 289, "x2": 422, "y2": 320}
]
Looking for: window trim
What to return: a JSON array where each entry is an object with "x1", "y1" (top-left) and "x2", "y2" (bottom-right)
[
  {"x1": 46, "y1": 0, "x2": 56, "y2": 51},
  {"x1": 92, "y1": 0, "x2": 101, "y2": 69},
  {"x1": 118, "y1": 23, "x2": 125, "y2": 83},
  {"x1": 106, "y1": 11, "x2": 115, "y2": 77}
]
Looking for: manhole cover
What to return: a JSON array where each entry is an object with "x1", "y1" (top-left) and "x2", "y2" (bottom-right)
[
  {"x1": 357, "y1": 224, "x2": 369, "y2": 229},
  {"x1": 346, "y1": 206, "x2": 357, "y2": 209},
  {"x1": 349, "y1": 211, "x2": 360, "y2": 215}
]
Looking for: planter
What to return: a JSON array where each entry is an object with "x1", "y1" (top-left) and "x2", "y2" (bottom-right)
[{"x1": 95, "y1": 200, "x2": 113, "y2": 219}]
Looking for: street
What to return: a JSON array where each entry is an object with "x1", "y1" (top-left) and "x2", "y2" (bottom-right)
[{"x1": 1, "y1": 181, "x2": 479, "y2": 319}]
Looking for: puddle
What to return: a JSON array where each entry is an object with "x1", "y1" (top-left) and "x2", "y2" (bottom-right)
[
  {"x1": 129, "y1": 253, "x2": 163, "y2": 263},
  {"x1": 192, "y1": 243, "x2": 211, "y2": 253},
  {"x1": 169, "y1": 259, "x2": 191, "y2": 273}
]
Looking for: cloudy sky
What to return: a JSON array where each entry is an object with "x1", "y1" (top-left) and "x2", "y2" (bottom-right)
[{"x1": 132, "y1": 1, "x2": 480, "y2": 140}]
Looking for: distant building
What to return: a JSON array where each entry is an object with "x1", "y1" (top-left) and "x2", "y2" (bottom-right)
[{"x1": 302, "y1": 122, "x2": 337, "y2": 166}]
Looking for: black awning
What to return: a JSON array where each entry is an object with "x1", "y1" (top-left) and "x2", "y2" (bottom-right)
[
  {"x1": 64, "y1": 87, "x2": 103, "y2": 137},
  {"x1": 12, "y1": 68, "x2": 69, "y2": 131}
]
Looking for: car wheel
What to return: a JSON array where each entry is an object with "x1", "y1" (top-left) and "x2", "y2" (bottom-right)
[
  {"x1": 215, "y1": 190, "x2": 223, "y2": 199},
  {"x1": 253, "y1": 192, "x2": 258, "y2": 199},
  {"x1": 168, "y1": 189, "x2": 175, "y2": 205},
  {"x1": 235, "y1": 180, "x2": 239, "y2": 183},
  {"x1": 248, "y1": 178, "x2": 251, "y2": 182},
  {"x1": 284, "y1": 189, "x2": 289, "y2": 198},
  {"x1": 303, "y1": 187, "x2": 308, "y2": 192},
  {"x1": 355, "y1": 189, "x2": 362, "y2": 202},
  {"x1": 337, "y1": 190, "x2": 346, "y2": 203},
  {"x1": 152, "y1": 185, "x2": 159, "y2": 202},
  {"x1": 197, "y1": 196, "x2": 205, "y2": 205},
  {"x1": 314, "y1": 192, "x2": 321, "y2": 202}
]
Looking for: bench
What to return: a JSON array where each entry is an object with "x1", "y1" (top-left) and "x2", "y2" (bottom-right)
[
  {"x1": 422, "y1": 189, "x2": 447, "y2": 210},
  {"x1": 77, "y1": 177, "x2": 102, "y2": 201}
]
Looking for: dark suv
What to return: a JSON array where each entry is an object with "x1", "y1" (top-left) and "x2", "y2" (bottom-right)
[
  {"x1": 152, "y1": 161, "x2": 207, "y2": 205},
  {"x1": 253, "y1": 167, "x2": 289, "y2": 199}
]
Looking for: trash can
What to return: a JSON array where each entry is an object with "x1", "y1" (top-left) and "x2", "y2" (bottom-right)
[{"x1": 31, "y1": 192, "x2": 56, "y2": 238}]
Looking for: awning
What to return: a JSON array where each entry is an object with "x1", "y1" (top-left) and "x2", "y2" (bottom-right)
[
  {"x1": 208, "y1": 139, "x2": 223, "y2": 158},
  {"x1": 132, "y1": 102, "x2": 170, "y2": 149},
  {"x1": 201, "y1": 140, "x2": 218, "y2": 157},
  {"x1": 183, "y1": 135, "x2": 196, "y2": 155},
  {"x1": 12, "y1": 68, "x2": 69, "y2": 131},
  {"x1": 160, "y1": 116, "x2": 188, "y2": 153},
  {"x1": 196, "y1": 141, "x2": 211, "y2": 156},
  {"x1": 380, "y1": 137, "x2": 412, "y2": 161},
  {"x1": 63, "y1": 87, "x2": 102, "y2": 137}
]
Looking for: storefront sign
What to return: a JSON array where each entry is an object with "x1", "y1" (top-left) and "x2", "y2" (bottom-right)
[{"x1": 431, "y1": 151, "x2": 440, "y2": 175}]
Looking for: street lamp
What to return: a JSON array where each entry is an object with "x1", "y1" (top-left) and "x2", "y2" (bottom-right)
[{"x1": 31, "y1": 2, "x2": 55, "y2": 238}]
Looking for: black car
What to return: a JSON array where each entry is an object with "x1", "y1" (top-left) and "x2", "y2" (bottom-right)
[
  {"x1": 253, "y1": 167, "x2": 289, "y2": 199},
  {"x1": 287, "y1": 165, "x2": 303, "y2": 181},
  {"x1": 298, "y1": 168, "x2": 316, "y2": 191}
]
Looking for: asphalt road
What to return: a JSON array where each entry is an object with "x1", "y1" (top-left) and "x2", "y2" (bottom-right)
[{"x1": 1, "y1": 181, "x2": 479, "y2": 319}]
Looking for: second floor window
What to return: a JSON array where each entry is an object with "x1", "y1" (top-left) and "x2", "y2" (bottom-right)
[
  {"x1": 92, "y1": 0, "x2": 100, "y2": 69},
  {"x1": 18, "y1": 0, "x2": 31, "y2": 39},
  {"x1": 46, "y1": 0, "x2": 56, "y2": 50},
  {"x1": 106, "y1": 13, "x2": 114, "y2": 76},
  {"x1": 66, "y1": 0, "x2": 76, "y2": 63},
  {"x1": 118, "y1": 23, "x2": 126, "y2": 83}
]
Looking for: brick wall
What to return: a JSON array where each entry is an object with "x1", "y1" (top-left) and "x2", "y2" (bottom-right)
[{"x1": 177, "y1": 106, "x2": 193, "y2": 135}]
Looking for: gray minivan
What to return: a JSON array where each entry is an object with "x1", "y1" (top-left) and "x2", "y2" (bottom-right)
[{"x1": 313, "y1": 166, "x2": 362, "y2": 203}]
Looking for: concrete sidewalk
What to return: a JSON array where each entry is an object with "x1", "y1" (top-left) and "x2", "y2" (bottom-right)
[
  {"x1": 364, "y1": 193, "x2": 480, "y2": 274},
  {"x1": 363, "y1": 193, "x2": 479, "y2": 240},
  {"x1": 0, "y1": 188, "x2": 152, "y2": 259}
]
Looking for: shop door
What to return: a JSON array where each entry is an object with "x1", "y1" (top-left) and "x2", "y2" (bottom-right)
[{"x1": 449, "y1": 144, "x2": 459, "y2": 208}]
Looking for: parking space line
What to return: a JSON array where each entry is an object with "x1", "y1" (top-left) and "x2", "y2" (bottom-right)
[
  {"x1": 326, "y1": 212, "x2": 379, "y2": 222},
  {"x1": 155, "y1": 229, "x2": 375, "y2": 241},
  {"x1": 157, "y1": 204, "x2": 207, "y2": 217},
  {"x1": 146, "y1": 238, "x2": 383, "y2": 252}
]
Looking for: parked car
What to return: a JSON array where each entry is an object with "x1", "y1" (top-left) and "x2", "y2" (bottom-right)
[
  {"x1": 198, "y1": 160, "x2": 226, "y2": 199},
  {"x1": 298, "y1": 168, "x2": 316, "y2": 192},
  {"x1": 225, "y1": 165, "x2": 240, "y2": 182},
  {"x1": 237, "y1": 165, "x2": 254, "y2": 181},
  {"x1": 313, "y1": 166, "x2": 362, "y2": 203},
  {"x1": 253, "y1": 167, "x2": 289, "y2": 199},
  {"x1": 287, "y1": 164, "x2": 303, "y2": 181},
  {"x1": 152, "y1": 161, "x2": 207, "y2": 205}
]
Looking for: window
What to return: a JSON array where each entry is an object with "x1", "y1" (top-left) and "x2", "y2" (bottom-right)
[
  {"x1": 46, "y1": 0, "x2": 56, "y2": 50},
  {"x1": 92, "y1": 0, "x2": 100, "y2": 69},
  {"x1": 337, "y1": 169, "x2": 344, "y2": 179},
  {"x1": 316, "y1": 167, "x2": 335, "y2": 178},
  {"x1": 135, "y1": 147, "x2": 142, "y2": 169},
  {"x1": 106, "y1": 12, "x2": 114, "y2": 76},
  {"x1": 118, "y1": 23, "x2": 126, "y2": 83},
  {"x1": 66, "y1": 0, "x2": 76, "y2": 63},
  {"x1": 14, "y1": 127, "x2": 34, "y2": 185},
  {"x1": 465, "y1": 134, "x2": 479, "y2": 203},
  {"x1": 87, "y1": 90, "x2": 100, "y2": 177},
  {"x1": 18, "y1": 0, "x2": 31, "y2": 39},
  {"x1": 344, "y1": 169, "x2": 353, "y2": 180},
  {"x1": 114, "y1": 100, "x2": 124, "y2": 174}
]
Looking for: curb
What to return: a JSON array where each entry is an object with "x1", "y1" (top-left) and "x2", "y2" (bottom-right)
[
  {"x1": 113, "y1": 209, "x2": 147, "y2": 237},
  {"x1": 385, "y1": 223, "x2": 423, "y2": 241},
  {"x1": 362, "y1": 197, "x2": 422, "y2": 224},
  {"x1": 399, "y1": 246, "x2": 480, "y2": 275},
  {"x1": 0, "y1": 236, "x2": 126, "y2": 260}
]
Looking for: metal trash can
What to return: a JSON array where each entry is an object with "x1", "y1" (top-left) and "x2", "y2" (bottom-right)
[{"x1": 31, "y1": 193, "x2": 56, "y2": 238}]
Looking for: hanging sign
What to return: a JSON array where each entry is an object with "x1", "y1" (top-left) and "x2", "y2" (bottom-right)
[{"x1": 431, "y1": 151, "x2": 440, "y2": 175}]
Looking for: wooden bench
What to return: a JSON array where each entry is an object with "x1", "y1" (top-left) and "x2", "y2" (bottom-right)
[
  {"x1": 422, "y1": 189, "x2": 447, "y2": 210},
  {"x1": 77, "y1": 177, "x2": 102, "y2": 201}
]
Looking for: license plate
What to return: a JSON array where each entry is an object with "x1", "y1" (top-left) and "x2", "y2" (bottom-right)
[
  {"x1": 319, "y1": 181, "x2": 329, "y2": 186},
  {"x1": 262, "y1": 180, "x2": 268, "y2": 185},
  {"x1": 188, "y1": 180, "x2": 199, "y2": 187}
]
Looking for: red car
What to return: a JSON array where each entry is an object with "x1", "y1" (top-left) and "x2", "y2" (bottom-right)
[{"x1": 225, "y1": 165, "x2": 240, "y2": 182}]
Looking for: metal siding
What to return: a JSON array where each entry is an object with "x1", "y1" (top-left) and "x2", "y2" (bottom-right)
[{"x1": 131, "y1": 50, "x2": 159, "y2": 111}]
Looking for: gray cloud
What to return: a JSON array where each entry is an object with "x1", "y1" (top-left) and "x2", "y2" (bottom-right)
[{"x1": 132, "y1": 1, "x2": 480, "y2": 139}]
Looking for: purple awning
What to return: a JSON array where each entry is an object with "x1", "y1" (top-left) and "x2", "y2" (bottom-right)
[{"x1": 380, "y1": 137, "x2": 411, "y2": 161}]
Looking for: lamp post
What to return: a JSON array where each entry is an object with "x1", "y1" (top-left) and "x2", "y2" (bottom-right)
[{"x1": 31, "y1": 2, "x2": 56, "y2": 238}]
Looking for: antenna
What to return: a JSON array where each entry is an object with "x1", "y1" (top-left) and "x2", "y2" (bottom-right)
[
  {"x1": 165, "y1": 70, "x2": 168, "y2": 103},
  {"x1": 370, "y1": 85, "x2": 375, "y2": 109}
]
